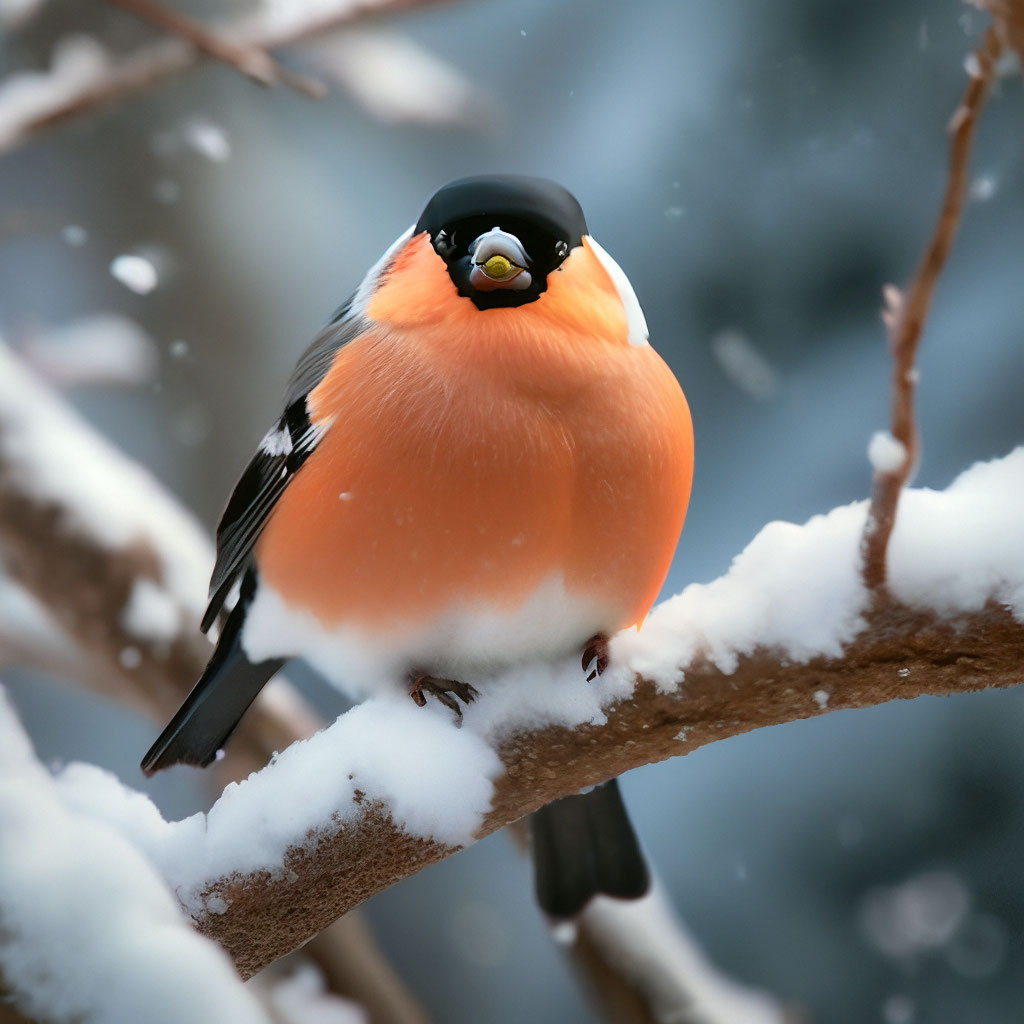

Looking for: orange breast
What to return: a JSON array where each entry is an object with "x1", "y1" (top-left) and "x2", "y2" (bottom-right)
[{"x1": 255, "y1": 235, "x2": 694, "y2": 645}]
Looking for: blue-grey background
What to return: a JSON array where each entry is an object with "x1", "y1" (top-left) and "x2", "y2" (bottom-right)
[{"x1": 2, "y1": 1, "x2": 1023, "y2": 1021}]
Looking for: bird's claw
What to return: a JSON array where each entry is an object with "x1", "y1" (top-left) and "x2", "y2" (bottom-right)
[
  {"x1": 582, "y1": 633, "x2": 610, "y2": 682},
  {"x1": 408, "y1": 673, "x2": 479, "y2": 724}
]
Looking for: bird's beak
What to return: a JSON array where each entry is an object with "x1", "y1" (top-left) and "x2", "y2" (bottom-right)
[{"x1": 469, "y1": 227, "x2": 533, "y2": 291}]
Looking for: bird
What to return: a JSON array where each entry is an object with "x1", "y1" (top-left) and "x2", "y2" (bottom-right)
[{"x1": 141, "y1": 174, "x2": 694, "y2": 919}]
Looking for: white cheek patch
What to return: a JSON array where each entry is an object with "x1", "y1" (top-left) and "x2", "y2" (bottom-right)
[
  {"x1": 352, "y1": 224, "x2": 416, "y2": 318},
  {"x1": 585, "y1": 235, "x2": 649, "y2": 347}
]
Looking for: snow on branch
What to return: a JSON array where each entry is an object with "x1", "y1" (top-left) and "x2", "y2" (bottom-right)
[
  {"x1": 39, "y1": 448, "x2": 1024, "y2": 979},
  {"x1": 498, "y1": 815, "x2": 790, "y2": 1023},
  {"x1": 570, "y1": 887, "x2": 788, "y2": 1024},
  {"x1": 0, "y1": 0, "x2": 459, "y2": 151},
  {"x1": 0, "y1": 574, "x2": 94, "y2": 685},
  {"x1": 0, "y1": 690, "x2": 273, "y2": 1024},
  {"x1": 0, "y1": 341, "x2": 215, "y2": 719},
  {"x1": 0, "y1": 689, "x2": 370, "y2": 1024}
]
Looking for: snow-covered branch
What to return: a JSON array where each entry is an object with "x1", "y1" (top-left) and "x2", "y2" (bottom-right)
[
  {"x1": 568, "y1": 887, "x2": 790, "y2": 1024},
  {"x1": 39, "y1": 449, "x2": 1023, "y2": 980},
  {"x1": 0, "y1": 689, "x2": 371, "y2": 1024},
  {"x1": 2, "y1": 10, "x2": 1021, "y2": 1012},
  {"x1": 0, "y1": 690, "x2": 274, "y2": 1024},
  {"x1": 499, "y1": 818, "x2": 791, "y2": 1023},
  {"x1": 0, "y1": 342, "x2": 213, "y2": 719}
]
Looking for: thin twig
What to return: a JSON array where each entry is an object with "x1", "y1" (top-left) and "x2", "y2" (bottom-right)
[
  {"x1": 861, "y1": 26, "x2": 1002, "y2": 589},
  {"x1": 106, "y1": 0, "x2": 328, "y2": 98}
]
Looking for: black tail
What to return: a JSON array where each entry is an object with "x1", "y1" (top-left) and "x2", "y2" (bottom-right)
[
  {"x1": 141, "y1": 575, "x2": 285, "y2": 776},
  {"x1": 529, "y1": 778, "x2": 650, "y2": 919}
]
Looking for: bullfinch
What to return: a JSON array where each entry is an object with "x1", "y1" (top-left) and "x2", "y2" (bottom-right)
[{"x1": 142, "y1": 174, "x2": 694, "y2": 919}]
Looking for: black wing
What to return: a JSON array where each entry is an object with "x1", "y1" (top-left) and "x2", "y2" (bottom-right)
[{"x1": 200, "y1": 300, "x2": 363, "y2": 633}]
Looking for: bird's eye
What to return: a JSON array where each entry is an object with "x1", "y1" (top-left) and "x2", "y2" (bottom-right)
[{"x1": 555, "y1": 240, "x2": 569, "y2": 260}]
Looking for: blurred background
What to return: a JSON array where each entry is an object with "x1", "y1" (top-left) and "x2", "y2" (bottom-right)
[{"x1": 1, "y1": 1, "x2": 1023, "y2": 1021}]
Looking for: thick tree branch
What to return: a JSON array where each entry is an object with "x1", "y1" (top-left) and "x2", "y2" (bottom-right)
[
  {"x1": 0, "y1": 575, "x2": 111, "y2": 697},
  {"x1": 194, "y1": 598, "x2": 1024, "y2": 979},
  {"x1": 861, "y1": 25, "x2": 1002, "y2": 590}
]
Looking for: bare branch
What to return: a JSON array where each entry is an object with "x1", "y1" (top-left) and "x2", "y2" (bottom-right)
[
  {"x1": 193, "y1": 597, "x2": 1024, "y2": 979},
  {"x1": 861, "y1": 25, "x2": 1002, "y2": 589},
  {"x1": 0, "y1": 0, "x2": 453, "y2": 151},
  {"x1": 106, "y1": 0, "x2": 328, "y2": 98}
]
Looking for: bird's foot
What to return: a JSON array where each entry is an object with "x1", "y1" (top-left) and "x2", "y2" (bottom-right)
[
  {"x1": 582, "y1": 633, "x2": 610, "y2": 682},
  {"x1": 408, "y1": 673, "x2": 479, "y2": 723}
]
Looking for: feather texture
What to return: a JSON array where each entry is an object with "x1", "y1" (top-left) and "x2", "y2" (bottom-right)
[
  {"x1": 143, "y1": 570, "x2": 286, "y2": 774},
  {"x1": 202, "y1": 394, "x2": 330, "y2": 632}
]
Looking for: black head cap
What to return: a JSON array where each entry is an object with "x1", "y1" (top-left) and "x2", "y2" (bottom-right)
[{"x1": 415, "y1": 175, "x2": 588, "y2": 309}]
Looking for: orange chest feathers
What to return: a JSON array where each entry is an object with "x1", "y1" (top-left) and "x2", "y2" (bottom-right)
[{"x1": 256, "y1": 236, "x2": 694, "y2": 637}]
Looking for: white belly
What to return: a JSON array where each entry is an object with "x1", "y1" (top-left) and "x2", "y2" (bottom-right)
[{"x1": 240, "y1": 573, "x2": 616, "y2": 699}]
